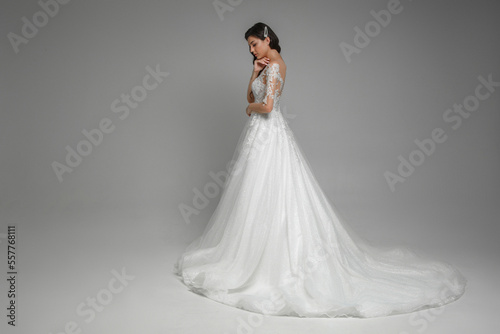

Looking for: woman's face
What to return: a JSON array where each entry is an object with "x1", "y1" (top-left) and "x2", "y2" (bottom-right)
[{"x1": 247, "y1": 36, "x2": 268, "y2": 59}]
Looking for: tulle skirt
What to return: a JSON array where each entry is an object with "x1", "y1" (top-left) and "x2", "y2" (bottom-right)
[{"x1": 174, "y1": 107, "x2": 467, "y2": 318}]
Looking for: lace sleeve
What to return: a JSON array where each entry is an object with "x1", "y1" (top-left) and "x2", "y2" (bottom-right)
[{"x1": 262, "y1": 63, "x2": 283, "y2": 109}]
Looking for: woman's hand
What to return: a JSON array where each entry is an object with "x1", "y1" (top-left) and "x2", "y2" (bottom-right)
[
  {"x1": 246, "y1": 105, "x2": 253, "y2": 117},
  {"x1": 254, "y1": 56, "x2": 270, "y2": 73}
]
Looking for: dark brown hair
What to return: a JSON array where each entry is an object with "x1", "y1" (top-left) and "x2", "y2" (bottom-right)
[{"x1": 244, "y1": 22, "x2": 281, "y2": 66}]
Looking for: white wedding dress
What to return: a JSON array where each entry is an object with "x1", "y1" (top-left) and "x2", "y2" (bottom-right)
[{"x1": 174, "y1": 62, "x2": 467, "y2": 318}]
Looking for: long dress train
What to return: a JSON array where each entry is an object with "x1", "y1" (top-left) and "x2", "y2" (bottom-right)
[{"x1": 174, "y1": 62, "x2": 467, "y2": 318}]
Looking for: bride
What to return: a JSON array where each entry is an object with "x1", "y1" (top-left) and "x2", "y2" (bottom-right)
[{"x1": 174, "y1": 22, "x2": 467, "y2": 318}]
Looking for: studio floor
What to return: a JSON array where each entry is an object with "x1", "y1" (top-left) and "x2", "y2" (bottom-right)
[{"x1": 0, "y1": 202, "x2": 497, "y2": 334}]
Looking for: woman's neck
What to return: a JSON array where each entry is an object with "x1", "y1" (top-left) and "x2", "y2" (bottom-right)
[{"x1": 265, "y1": 49, "x2": 281, "y2": 62}]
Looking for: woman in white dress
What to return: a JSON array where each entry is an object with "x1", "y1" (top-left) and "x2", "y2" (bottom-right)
[{"x1": 174, "y1": 22, "x2": 467, "y2": 318}]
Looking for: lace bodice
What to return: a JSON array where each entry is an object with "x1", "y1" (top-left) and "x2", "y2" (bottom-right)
[
  {"x1": 251, "y1": 62, "x2": 285, "y2": 112},
  {"x1": 245, "y1": 61, "x2": 295, "y2": 156}
]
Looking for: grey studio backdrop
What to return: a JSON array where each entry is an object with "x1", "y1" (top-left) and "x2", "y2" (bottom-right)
[{"x1": 1, "y1": 0, "x2": 499, "y2": 333}]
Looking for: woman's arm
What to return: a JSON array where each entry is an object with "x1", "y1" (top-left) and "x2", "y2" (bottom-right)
[
  {"x1": 247, "y1": 69, "x2": 259, "y2": 103},
  {"x1": 246, "y1": 101, "x2": 271, "y2": 116},
  {"x1": 246, "y1": 62, "x2": 281, "y2": 116}
]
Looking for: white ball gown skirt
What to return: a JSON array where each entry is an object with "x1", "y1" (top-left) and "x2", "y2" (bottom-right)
[{"x1": 174, "y1": 63, "x2": 466, "y2": 318}]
